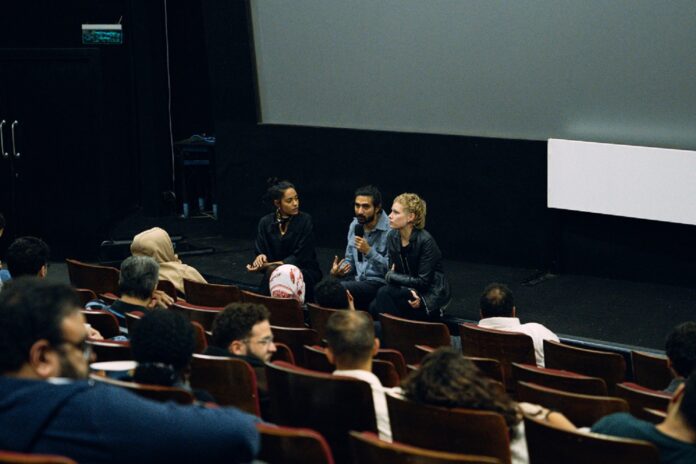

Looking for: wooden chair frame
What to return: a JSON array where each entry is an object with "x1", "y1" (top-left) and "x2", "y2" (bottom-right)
[
  {"x1": 184, "y1": 278, "x2": 241, "y2": 307},
  {"x1": 349, "y1": 431, "x2": 501, "y2": 464},
  {"x1": 379, "y1": 313, "x2": 451, "y2": 365},
  {"x1": 386, "y1": 392, "x2": 511, "y2": 464},
  {"x1": 543, "y1": 340, "x2": 626, "y2": 394},
  {"x1": 459, "y1": 323, "x2": 535, "y2": 392},
  {"x1": 523, "y1": 415, "x2": 659, "y2": 464},
  {"x1": 516, "y1": 381, "x2": 628, "y2": 427}
]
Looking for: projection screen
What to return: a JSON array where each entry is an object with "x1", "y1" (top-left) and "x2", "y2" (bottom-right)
[{"x1": 249, "y1": 0, "x2": 696, "y2": 150}]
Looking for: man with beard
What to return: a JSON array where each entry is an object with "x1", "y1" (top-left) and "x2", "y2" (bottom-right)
[
  {"x1": 0, "y1": 278, "x2": 259, "y2": 463},
  {"x1": 329, "y1": 185, "x2": 389, "y2": 310}
]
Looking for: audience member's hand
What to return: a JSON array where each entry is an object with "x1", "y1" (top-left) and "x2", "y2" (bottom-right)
[
  {"x1": 86, "y1": 325, "x2": 104, "y2": 340},
  {"x1": 518, "y1": 402, "x2": 577, "y2": 431},
  {"x1": 346, "y1": 290, "x2": 356, "y2": 311},
  {"x1": 149, "y1": 290, "x2": 174, "y2": 308},
  {"x1": 354, "y1": 236, "x2": 371, "y2": 255},
  {"x1": 330, "y1": 256, "x2": 352, "y2": 277},
  {"x1": 408, "y1": 290, "x2": 421, "y2": 309},
  {"x1": 247, "y1": 254, "x2": 268, "y2": 272}
]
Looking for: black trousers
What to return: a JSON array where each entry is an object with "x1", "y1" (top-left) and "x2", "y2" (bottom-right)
[
  {"x1": 369, "y1": 284, "x2": 438, "y2": 322},
  {"x1": 339, "y1": 279, "x2": 384, "y2": 311}
]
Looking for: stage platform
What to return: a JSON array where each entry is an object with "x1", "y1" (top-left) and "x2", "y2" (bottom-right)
[{"x1": 48, "y1": 214, "x2": 696, "y2": 351}]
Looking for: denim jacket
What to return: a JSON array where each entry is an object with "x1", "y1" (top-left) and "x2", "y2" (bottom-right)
[{"x1": 344, "y1": 210, "x2": 390, "y2": 283}]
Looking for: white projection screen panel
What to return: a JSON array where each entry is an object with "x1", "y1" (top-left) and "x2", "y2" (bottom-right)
[
  {"x1": 249, "y1": 0, "x2": 696, "y2": 149},
  {"x1": 548, "y1": 139, "x2": 696, "y2": 226}
]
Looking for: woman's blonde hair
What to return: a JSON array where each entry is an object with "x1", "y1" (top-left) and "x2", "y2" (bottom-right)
[{"x1": 394, "y1": 193, "x2": 426, "y2": 229}]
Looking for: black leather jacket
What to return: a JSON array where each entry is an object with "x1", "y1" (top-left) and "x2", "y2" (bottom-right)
[{"x1": 384, "y1": 228, "x2": 451, "y2": 317}]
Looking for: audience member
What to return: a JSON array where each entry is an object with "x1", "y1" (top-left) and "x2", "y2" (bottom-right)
[
  {"x1": 329, "y1": 185, "x2": 389, "y2": 309},
  {"x1": 205, "y1": 303, "x2": 276, "y2": 416},
  {"x1": 6, "y1": 236, "x2": 101, "y2": 339},
  {"x1": 371, "y1": 193, "x2": 451, "y2": 321},
  {"x1": 592, "y1": 373, "x2": 696, "y2": 463},
  {"x1": 477, "y1": 283, "x2": 559, "y2": 367},
  {"x1": 325, "y1": 310, "x2": 395, "y2": 441},
  {"x1": 665, "y1": 322, "x2": 696, "y2": 393},
  {"x1": 314, "y1": 277, "x2": 356, "y2": 310},
  {"x1": 401, "y1": 347, "x2": 574, "y2": 464},
  {"x1": 130, "y1": 309, "x2": 213, "y2": 403},
  {"x1": 268, "y1": 263, "x2": 306, "y2": 303},
  {"x1": 247, "y1": 179, "x2": 322, "y2": 301},
  {"x1": 130, "y1": 226, "x2": 207, "y2": 296},
  {"x1": 0, "y1": 278, "x2": 259, "y2": 463},
  {"x1": 5, "y1": 236, "x2": 49, "y2": 279},
  {"x1": 87, "y1": 256, "x2": 172, "y2": 329}
]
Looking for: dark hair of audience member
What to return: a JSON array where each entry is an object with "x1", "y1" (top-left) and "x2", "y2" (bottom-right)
[
  {"x1": 314, "y1": 277, "x2": 349, "y2": 309},
  {"x1": 480, "y1": 283, "x2": 515, "y2": 318},
  {"x1": 210, "y1": 303, "x2": 270, "y2": 349},
  {"x1": 6, "y1": 237, "x2": 50, "y2": 277},
  {"x1": 324, "y1": 311, "x2": 374, "y2": 368},
  {"x1": 401, "y1": 347, "x2": 521, "y2": 438},
  {"x1": 119, "y1": 256, "x2": 159, "y2": 301},
  {"x1": 263, "y1": 178, "x2": 295, "y2": 205},
  {"x1": 0, "y1": 278, "x2": 80, "y2": 373},
  {"x1": 680, "y1": 373, "x2": 696, "y2": 429},
  {"x1": 0, "y1": 212, "x2": 5, "y2": 230},
  {"x1": 354, "y1": 185, "x2": 382, "y2": 209},
  {"x1": 666, "y1": 321, "x2": 696, "y2": 378},
  {"x1": 130, "y1": 309, "x2": 195, "y2": 386}
]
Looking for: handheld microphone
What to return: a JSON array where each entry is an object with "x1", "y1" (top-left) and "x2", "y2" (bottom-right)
[{"x1": 354, "y1": 223, "x2": 365, "y2": 262}]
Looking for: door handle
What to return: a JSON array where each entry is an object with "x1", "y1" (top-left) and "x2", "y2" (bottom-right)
[
  {"x1": 11, "y1": 120, "x2": 19, "y2": 158},
  {"x1": 0, "y1": 120, "x2": 7, "y2": 158}
]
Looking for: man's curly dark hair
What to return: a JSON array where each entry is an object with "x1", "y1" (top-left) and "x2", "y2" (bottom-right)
[
  {"x1": 210, "y1": 303, "x2": 270, "y2": 349},
  {"x1": 6, "y1": 236, "x2": 49, "y2": 278},
  {"x1": 130, "y1": 309, "x2": 195, "y2": 385}
]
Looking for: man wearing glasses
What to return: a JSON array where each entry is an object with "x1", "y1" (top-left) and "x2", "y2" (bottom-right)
[
  {"x1": 0, "y1": 278, "x2": 260, "y2": 463},
  {"x1": 204, "y1": 302, "x2": 277, "y2": 418}
]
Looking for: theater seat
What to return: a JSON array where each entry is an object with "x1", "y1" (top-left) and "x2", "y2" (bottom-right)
[
  {"x1": 66, "y1": 259, "x2": 119, "y2": 295},
  {"x1": 524, "y1": 415, "x2": 659, "y2": 464},
  {"x1": 184, "y1": 279, "x2": 241, "y2": 306},
  {"x1": 90, "y1": 374, "x2": 194, "y2": 405},
  {"x1": 349, "y1": 431, "x2": 501, "y2": 464},
  {"x1": 0, "y1": 450, "x2": 77, "y2": 464},
  {"x1": 511, "y1": 362, "x2": 608, "y2": 396},
  {"x1": 257, "y1": 423, "x2": 334, "y2": 464},
  {"x1": 379, "y1": 313, "x2": 451, "y2": 365},
  {"x1": 385, "y1": 392, "x2": 511, "y2": 464},
  {"x1": 516, "y1": 381, "x2": 628, "y2": 427}
]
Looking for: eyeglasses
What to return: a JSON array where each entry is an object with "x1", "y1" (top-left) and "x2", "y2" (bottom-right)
[
  {"x1": 244, "y1": 336, "x2": 275, "y2": 347},
  {"x1": 57, "y1": 338, "x2": 93, "y2": 361}
]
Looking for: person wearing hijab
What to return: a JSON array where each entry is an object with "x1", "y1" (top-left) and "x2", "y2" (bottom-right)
[
  {"x1": 268, "y1": 264, "x2": 306, "y2": 304},
  {"x1": 130, "y1": 227, "x2": 207, "y2": 296}
]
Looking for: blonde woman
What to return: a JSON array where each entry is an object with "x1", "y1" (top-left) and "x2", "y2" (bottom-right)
[{"x1": 370, "y1": 193, "x2": 450, "y2": 321}]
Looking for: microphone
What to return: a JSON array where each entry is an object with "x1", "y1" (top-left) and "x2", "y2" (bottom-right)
[{"x1": 354, "y1": 223, "x2": 364, "y2": 262}]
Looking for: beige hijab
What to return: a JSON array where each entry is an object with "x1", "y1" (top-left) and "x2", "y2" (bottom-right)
[{"x1": 130, "y1": 227, "x2": 207, "y2": 294}]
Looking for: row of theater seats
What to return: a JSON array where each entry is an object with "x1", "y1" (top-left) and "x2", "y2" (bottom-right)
[{"x1": 68, "y1": 258, "x2": 670, "y2": 464}]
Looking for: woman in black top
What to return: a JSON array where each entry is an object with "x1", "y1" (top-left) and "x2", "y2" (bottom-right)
[
  {"x1": 247, "y1": 180, "x2": 322, "y2": 300},
  {"x1": 370, "y1": 192, "x2": 450, "y2": 321}
]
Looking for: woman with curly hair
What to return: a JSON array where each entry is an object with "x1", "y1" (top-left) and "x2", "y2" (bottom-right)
[
  {"x1": 370, "y1": 193, "x2": 450, "y2": 321},
  {"x1": 401, "y1": 347, "x2": 575, "y2": 464}
]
